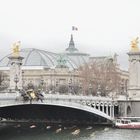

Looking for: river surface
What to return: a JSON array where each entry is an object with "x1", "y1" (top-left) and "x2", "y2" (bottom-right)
[{"x1": 0, "y1": 123, "x2": 140, "y2": 140}]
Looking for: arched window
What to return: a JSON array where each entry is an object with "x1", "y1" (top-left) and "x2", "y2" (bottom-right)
[{"x1": 127, "y1": 106, "x2": 131, "y2": 116}]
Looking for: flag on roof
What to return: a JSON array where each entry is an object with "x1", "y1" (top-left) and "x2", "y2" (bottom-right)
[{"x1": 72, "y1": 26, "x2": 78, "y2": 31}]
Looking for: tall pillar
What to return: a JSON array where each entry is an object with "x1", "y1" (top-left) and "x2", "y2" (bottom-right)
[
  {"x1": 109, "y1": 106, "x2": 112, "y2": 117},
  {"x1": 112, "y1": 105, "x2": 114, "y2": 118},
  {"x1": 127, "y1": 37, "x2": 140, "y2": 99},
  {"x1": 106, "y1": 105, "x2": 109, "y2": 115},
  {"x1": 102, "y1": 103, "x2": 104, "y2": 113},
  {"x1": 8, "y1": 41, "x2": 24, "y2": 91}
]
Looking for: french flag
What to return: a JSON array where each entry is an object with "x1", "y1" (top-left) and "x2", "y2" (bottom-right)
[{"x1": 72, "y1": 26, "x2": 78, "y2": 31}]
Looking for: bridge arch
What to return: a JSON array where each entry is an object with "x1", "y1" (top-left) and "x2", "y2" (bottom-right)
[{"x1": 0, "y1": 99, "x2": 113, "y2": 121}]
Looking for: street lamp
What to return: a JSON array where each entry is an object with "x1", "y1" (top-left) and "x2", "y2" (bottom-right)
[
  {"x1": 55, "y1": 80, "x2": 59, "y2": 93},
  {"x1": 79, "y1": 82, "x2": 82, "y2": 95},
  {"x1": 97, "y1": 84, "x2": 101, "y2": 96},
  {"x1": 14, "y1": 74, "x2": 19, "y2": 91},
  {"x1": 125, "y1": 79, "x2": 129, "y2": 99},
  {"x1": 89, "y1": 83, "x2": 92, "y2": 95},
  {"x1": 40, "y1": 79, "x2": 44, "y2": 91},
  {"x1": 68, "y1": 79, "x2": 72, "y2": 94}
]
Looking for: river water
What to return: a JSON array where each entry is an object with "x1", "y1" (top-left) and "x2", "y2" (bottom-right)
[{"x1": 0, "y1": 123, "x2": 140, "y2": 140}]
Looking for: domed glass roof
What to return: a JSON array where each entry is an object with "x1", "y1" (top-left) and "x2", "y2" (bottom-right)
[
  {"x1": 0, "y1": 48, "x2": 58, "y2": 67},
  {"x1": 0, "y1": 48, "x2": 89, "y2": 69},
  {"x1": 0, "y1": 35, "x2": 90, "y2": 69}
]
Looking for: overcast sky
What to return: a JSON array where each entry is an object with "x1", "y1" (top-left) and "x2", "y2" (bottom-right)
[{"x1": 0, "y1": 0, "x2": 140, "y2": 69}]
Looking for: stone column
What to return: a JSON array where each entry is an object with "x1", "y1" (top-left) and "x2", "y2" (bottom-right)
[
  {"x1": 102, "y1": 103, "x2": 104, "y2": 113},
  {"x1": 109, "y1": 105, "x2": 112, "y2": 117},
  {"x1": 127, "y1": 51, "x2": 140, "y2": 99},
  {"x1": 8, "y1": 56, "x2": 24, "y2": 90},
  {"x1": 98, "y1": 104, "x2": 101, "y2": 111},
  {"x1": 106, "y1": 105, "x2": 109, "y2": 115},
  {"x1": 112, "y1": 105, "x2": 114, "y2": 118}
]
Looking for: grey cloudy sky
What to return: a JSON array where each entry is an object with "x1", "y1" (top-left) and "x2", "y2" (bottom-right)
[{"x1": 0, "y1": 0, "x2": 140, "y2": 69}]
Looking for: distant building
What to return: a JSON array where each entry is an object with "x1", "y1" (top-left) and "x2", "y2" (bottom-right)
[{"x1": 0, "y1": 34, "x2": 128, "y2": 94}]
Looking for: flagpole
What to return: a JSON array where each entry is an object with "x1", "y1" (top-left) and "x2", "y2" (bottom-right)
[{"x1": 71, "y1": 26, "x2": 78, "y2": 42}]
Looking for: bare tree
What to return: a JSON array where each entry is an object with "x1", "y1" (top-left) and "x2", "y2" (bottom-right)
[
  {"x1": 0, "y1": 72, "x2": 5, "y2": 86},
  {"x1": 71, "y1": 84, "x2": 81, "y2": 95},
  {"x1": 58, "y1": 84, "x2": 68, "y2": 94},
  {"x1": 0, "y1": 72, "x2": 8, "y2": 91},
  {"x1": 79, "y1": 64, "x2": 93, "y2": 95},
  {"x1": 79, "y1": 57, "x2": 121, "y2": 96}
]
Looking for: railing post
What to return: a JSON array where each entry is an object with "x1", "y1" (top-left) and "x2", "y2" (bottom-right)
[
  {"x1": 112, "y1": 105, "x2": 114, "y2": 118},
  {"x1": 106, "y1": 105, "x2": 109, "y2": 115},
  {"x1": 98, "y1": 103, "x2": 101, "y2": 111},
  {"x1": 102, "y1": 103, "x2": 104, "y2": 113},
  {"x1": 110, "y1": 105, "x2": 112, "y2": 117}
]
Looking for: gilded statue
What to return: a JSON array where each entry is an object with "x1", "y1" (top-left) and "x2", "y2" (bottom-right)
[
  {"x1": 12, "y1": 41, "x2": 20, "y2": 57},
  {"x1": 131, "y1": 37, "x2": 139, "y2": 52}
]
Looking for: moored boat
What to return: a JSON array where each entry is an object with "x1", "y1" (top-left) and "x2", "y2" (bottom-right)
[{"x1": 115, "y1": 117, "x2": 140, "y2": 129}]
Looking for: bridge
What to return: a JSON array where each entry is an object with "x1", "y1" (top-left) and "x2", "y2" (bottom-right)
[{"x1": 0, "y1": 92, "x2": 118, "y2": 124}]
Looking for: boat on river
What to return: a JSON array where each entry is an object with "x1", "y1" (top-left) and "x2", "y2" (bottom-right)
[{"x1": 115, "y1": 117, "x2": 140, "y2": 129}]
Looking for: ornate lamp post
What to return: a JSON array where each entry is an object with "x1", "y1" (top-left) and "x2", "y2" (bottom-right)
[
  {"x1": 79, "y1": 82, "x2": 82, "y2": 95},
  {"x1": 125, "y1": 79, "x2": 129, "y2": 99},
  {"x1": 89, "y1": 83, "x2": 92, "y2": 95},
  {"x1": 68, "y1": 79, "x2": 72, "y2": 94},
  {"x1": 55, "y1": 80, "x2": 59, "y2": 93},
  {"x1": 40, "y1": 79, "x2": 44, "y2": 91},
  {"x1": 97, "y1": 84, "x2": 101, "y2": 96},
  {"x1": 14, "y1": 74, "x2": 19, "y2": 91},
  {"x1": 105, "y1": 86, "x2": 109, "y2": 96}
]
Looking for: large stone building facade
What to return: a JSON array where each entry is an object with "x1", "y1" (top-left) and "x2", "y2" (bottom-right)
[{"x1": 0, "y1": 35, "x2": 128, "y2": 95}]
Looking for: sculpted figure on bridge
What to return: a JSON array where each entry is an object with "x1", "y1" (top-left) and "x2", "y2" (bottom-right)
[
  {"x1": 131, "y1": 37, "x2": 139, "y2": 52},
  {"x1": 12, "y1": 41, "x2": 21, "y2": 57}
]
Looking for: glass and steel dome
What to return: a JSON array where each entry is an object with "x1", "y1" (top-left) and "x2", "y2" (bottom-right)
[
  {"x1": 0, "y1": 35, "x2": 90, "y2": 69},
  {"x1": 0, "y1": 48, "x2": 58, "y2": 68},
  {"x1": 0, "y1": 48, "x2": 89, "y2": 69}
]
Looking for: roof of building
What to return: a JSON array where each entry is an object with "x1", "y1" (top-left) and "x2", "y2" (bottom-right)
[
  {"x1": 0, "y1": 35, "x2": 90, "y2": 69},
  {"x1": 65, "y1": 34, "x2": 78, "y2": 53}
]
